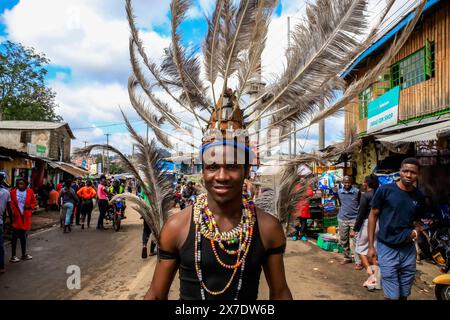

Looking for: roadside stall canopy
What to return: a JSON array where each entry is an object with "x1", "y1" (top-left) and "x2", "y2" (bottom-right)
[
  {"x1": 56, "y1": 162, "x2": 89, "y2": 177},
  {"x1": 376, "y1": 120, "x2": 450, "y2": 143}
]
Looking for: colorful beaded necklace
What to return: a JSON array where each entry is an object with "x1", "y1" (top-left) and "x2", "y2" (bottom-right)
[{"x1": 193, "y1": 193, "x2": 256, "y2": 300}]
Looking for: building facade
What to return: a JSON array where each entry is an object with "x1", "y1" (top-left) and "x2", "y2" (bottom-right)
[
  {"x1": 341, "y1": 0, "x2": 450, "y2": 204},
  {"x1": 0, "y1": 121, "x2": 87, "y2": 189}
]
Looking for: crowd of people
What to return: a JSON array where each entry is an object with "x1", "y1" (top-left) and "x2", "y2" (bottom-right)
[
  {"x1": 285, "y1": 158, "x2": 450, "y2": 299},
  {"x1": 0, "y1": 173, "x2": 136, "y2": 275},
  {"x1": 2, "y1": 162, "x2": 449, "y2": 299}
]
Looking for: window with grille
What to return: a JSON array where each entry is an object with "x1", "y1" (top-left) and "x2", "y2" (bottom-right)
[
  {"x1": 390, "y1": 40, "x2": 435, "y2": 90},
  {"x1": 358, "y1": 87, "x2": 373, "y2": 120}
]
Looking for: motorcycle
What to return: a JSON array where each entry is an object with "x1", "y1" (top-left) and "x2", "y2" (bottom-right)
[
  {"x1": 105, "y1": 198, "x2": 125, "y2": 232},
  {"x1": 433, "y1": 273, "x2": 450, "y2": 300}
]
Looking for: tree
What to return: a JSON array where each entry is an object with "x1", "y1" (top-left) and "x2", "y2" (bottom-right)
[
  {"x1": 0, "y1": 41, "x2": 62, "y2": 121},
  {"x1": 109, "y1": 162, "x2": 125, "y2": 175}
]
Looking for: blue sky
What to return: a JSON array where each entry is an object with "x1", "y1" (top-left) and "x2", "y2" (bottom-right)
[
  {"x1": 0, "y1": 0, "x2": 18, "y2": 35},
  {"x1": 1, "y1": 0, "x2": 400, "y2": 155}
]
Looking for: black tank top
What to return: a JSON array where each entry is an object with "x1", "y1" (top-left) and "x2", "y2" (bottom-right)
[{"x1": 179, "y1": 209, "x2": 267, "y2": 300}]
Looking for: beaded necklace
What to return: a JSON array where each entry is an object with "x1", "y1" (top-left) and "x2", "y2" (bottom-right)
[{"x1": 193, "y1": 193, "x2": 256, "y2": 300}]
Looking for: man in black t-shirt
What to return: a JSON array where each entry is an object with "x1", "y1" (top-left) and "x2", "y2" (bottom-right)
[{"x1": 368, "y1": 158, "x2": 425, "y2": 300}]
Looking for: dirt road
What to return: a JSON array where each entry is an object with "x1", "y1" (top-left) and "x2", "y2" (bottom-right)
[{"x1": 0, "y1": 207, "x2": 437, "y2": 300}]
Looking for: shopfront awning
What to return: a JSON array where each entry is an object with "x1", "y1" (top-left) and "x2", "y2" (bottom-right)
[
  {"x1": 376, "y1": 120, "x2": 450, "y2": 143},
  {"x1": 56, "y1": 162, "x2": 89, "y2": 177}
]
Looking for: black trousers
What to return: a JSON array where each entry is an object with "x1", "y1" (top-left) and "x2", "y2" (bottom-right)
[
  {"x1": 143, "y1": 222, "x2": 156, "y2": 253},
  {"x1": 81, "y1": 199, "x2": 94, "y2": 227},
  {"x1": 11, "y1": 229, "x2": 27, "y2": 257},
  {"x1": 97, "y1": 199, "x2": 109, "y2": 228}
]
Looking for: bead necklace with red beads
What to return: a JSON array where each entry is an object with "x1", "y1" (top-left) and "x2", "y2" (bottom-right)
[{"x1": 193, "y1": 193, "x2": 256, "y2": 299}]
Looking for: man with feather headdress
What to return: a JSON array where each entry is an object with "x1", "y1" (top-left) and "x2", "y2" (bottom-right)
[{"x1": 144, "y1": 83, "x2": 293, "y2": 299}]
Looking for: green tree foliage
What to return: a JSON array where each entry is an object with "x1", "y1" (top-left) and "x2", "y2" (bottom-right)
[
  {"x1": 109, "y1": 162, "x2": 125, "y2": 175},
  {"x1": 0, "y1": 41, "x2": 62, "y2": 121}
]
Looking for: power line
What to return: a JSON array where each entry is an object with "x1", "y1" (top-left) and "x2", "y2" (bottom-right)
[{"x1": 71, "y1": 119, "x2": 146, "y2": 131}]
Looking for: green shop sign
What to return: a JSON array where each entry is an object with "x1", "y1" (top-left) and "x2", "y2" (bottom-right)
[
  {"x1": 36, "y1": 145, "x2": 47, "y2": 154},
  {"x1": 367, "y1": 86, "x2": 400, "y2": 133}
]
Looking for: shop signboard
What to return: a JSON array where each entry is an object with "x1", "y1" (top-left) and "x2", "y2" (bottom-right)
[
  {"x1": 367, "y1": 86, "x2": 400, "y2": 133},
  {"x1": 89, "y1": 163, "x2": 97, "y2": 175},
  {"x1": 27, "y1": 143, "x2": 48, "y2": 157}
]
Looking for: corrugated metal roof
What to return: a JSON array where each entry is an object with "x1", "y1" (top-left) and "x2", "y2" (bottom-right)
[
  {"x1": 342, "y1": 0, "x2": 441, "y2": 78},
  {"x1": 0, "y1": 121, "x2": 76, "y2": 139},
  {"x1": 376, "y1": 120, "x2": 450, "y2": 143}
]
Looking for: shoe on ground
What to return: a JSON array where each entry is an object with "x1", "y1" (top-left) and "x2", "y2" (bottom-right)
[
  {"x1": 0, "y1": 268, "x2": 5, "y2": 274},
  {"x1": 149, "y1": 251, "x2": 156, "y2": 257},
  {"x1": 142, "y1": 247, "x2": 148, "y2": 259},
  {"x1": 21, "y1": 254, "x2": 32, "y2": 260},
  {"x1": 440, "y1": 267, "x2": 449, "y2": 274},
  {"x1": 301, "y1": 236, "x2": 308, "y2": 241},
  {"x1": 81, "y1": 224, "x2": 84, "y2": 230},
  {"x1": 340, "y1": 258, "x2": 352, "y2": 265},
  {"x1": 9, "y1": 256, "x2": 20, "y2": 263},
  {"x1": 355, "y1": 263, "x2": 364, "y2": 270}
]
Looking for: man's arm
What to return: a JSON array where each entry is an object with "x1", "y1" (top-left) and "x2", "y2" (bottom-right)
[
  {"x1": 258, "y1": 209, "x2": 293, "y2": 300},
  {"x1": 144, "y1": 208, "x2": 190, "y2": 300},
  {"x1": 354, "y1": 193, "x2": 368, "y2": 233},
  {"x1": 263, "y1": 254, "x2": 293, "y2": 300},
  {"x1": 6, "y1": 201, "x2": 13, "y2": 224},
  {"x1": 29, "y1": 190, "x2": 37, "y2": 210},
  {"x1": 367, "y1": 207, "x2": 380, "y2": 263}
]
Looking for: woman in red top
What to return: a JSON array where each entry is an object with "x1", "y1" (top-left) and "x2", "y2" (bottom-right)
[
  {"x1": 293, "y1": 180, "x2": 314, "y2": 241},
  {"x1": 9, "y1": 177, "x2": 36, "y2": 263}
]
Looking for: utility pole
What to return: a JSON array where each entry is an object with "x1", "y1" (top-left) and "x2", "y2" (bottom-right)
[
  {"x1": 319, "y1": 98, "x2": 325, "y2": 150},
  {"x1": 83, "y1": 141, "x2": 88, "y2": 148},
  {"x1": 105, "y1": 133, "x2": 111, "y2": 175},
  {"x1": 146, "y1": 125, "x2": 149, "y2": 143}
]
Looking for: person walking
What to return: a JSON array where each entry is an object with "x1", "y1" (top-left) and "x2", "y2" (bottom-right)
[
  {"x1": 71, "y1": 178, "x2": 83, "y2": 226},
  {"x1": 9, "y1": 177, "x2": 36, "y2": 263},
  {"x1": 296, "y1": 180, "x2": 314, "y2": 241},
  {"x1": 59, "y1": 180, "x2": 79, "y2": 233},
  {"x1": 96, "y1": 175, "x2": 109, "y2": 230},
  {"x1": 138, "y1": 186, "x2": 156, "y2": 258},
  {"x1": 76, "y1": 180, "x2": 97, "y2": 230},
  {"x1": 354, "y1": 174, "x2": 380, "y2": 290},
  {"x1": 47, "y1": 185, "x2": 59, "y2": 211},
  {"x1": 337, "y1": 176, "x2": 362, "y2": 268},
  {"x1": 368, "y1": 158, "x2": 426, "y2": 300},
  {"x1": 0, "y1": 172, "x2": 12, "y2": 274}
]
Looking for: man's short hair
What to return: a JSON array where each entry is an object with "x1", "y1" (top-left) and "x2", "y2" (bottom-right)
[
  {"x1": 15, "y1": 177, "x2": 27, "y2": 184},
  {"x1": 401, "y1": 157, "x2": 420, "y2": 169}
]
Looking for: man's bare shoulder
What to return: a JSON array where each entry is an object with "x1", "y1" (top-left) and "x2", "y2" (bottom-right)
[
  {"x1": 165, "y1": 206, "x2": 192, "y2": 228},
  {"x1": 160, "y1": 206, "x2": 193, "y2": 250},
  {"x1": 255, "y1": 207, "x2": 286, "y2": 249},
  {"x1": 255, "y1": 207, "x2": 283, "y2": 228}
]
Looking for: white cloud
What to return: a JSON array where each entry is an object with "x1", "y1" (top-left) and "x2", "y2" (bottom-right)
[
  {"x1": 198, "y1": 0, "x2": 215, "y2": 14},
  {"x1": 3, "y1": 0, "x2": 171, "y2": 83},
  {"x1": 187, "y1": 6, "x2": 204, "y2": 20}
]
